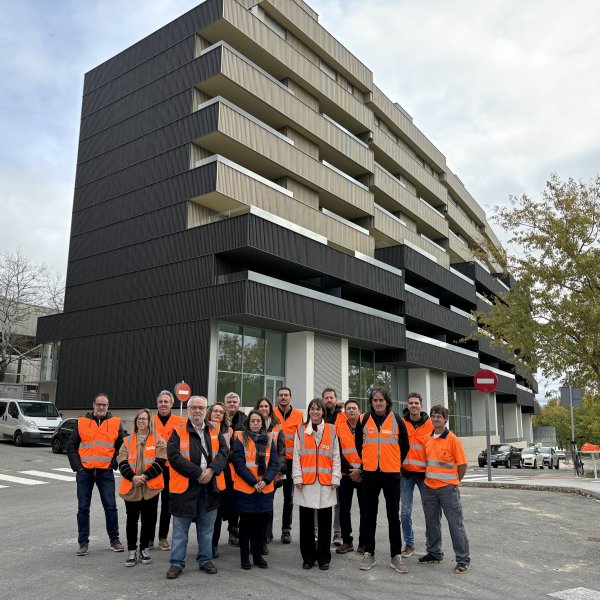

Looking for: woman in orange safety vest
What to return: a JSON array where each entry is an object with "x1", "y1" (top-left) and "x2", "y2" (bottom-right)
[
  {"x1": 230, "y1": 410, "x2": 279, "y2": 570},
  {"x1": 118, "y1": 408, "x2": 166, "y2": 567},
  {"x1": 292, "y1": 398, "x2": 341, "y2": 571}
]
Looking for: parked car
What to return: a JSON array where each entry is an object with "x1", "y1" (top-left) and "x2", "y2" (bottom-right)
[
  {"x1": 51, "y1": 418, "x2": 78, "y2": 454},
  {"x1": 478, "y1": 444, "x2": 523, "y2": 468},
  {"x1": 521, "y1": 446, "x2": 543, "y2": 469},
  {"x1": 555, "y1": 448, "x2": 566, "y2": 460},
  {"x1": 0, "y1": 398, "x2": 62, "y2": 446},
  {"x1": 538, "y1": 446, "x2": 560, "y2": 469}
]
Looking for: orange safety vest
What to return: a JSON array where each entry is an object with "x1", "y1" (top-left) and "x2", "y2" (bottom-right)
[
  {"x1": 232, "y1": 432, "x2": 275, "y2": 494},
  {"x1": 78, "y1": 416, "x2": 121, "y2": 469},
  {"x1": 335, "y1": 419, "x2": 361, "y2": 471},
  {"x1": 424, "y1": 431, "x2": 463, "y2": 489},
  {"x1": 119, "y1": 433, "x2": 164, "y2": 494},
  {"x1": 402, "y1": 417, "x2": 434, "y2": 473},
  {"x1": 274, "y1": 407, "x2": 304, "y2": 460},
  {"x1": 362, "y1": 412, "x2": 401, "y2": 473},
  {"x1": 154, "y1": 413, "x2": 186, "y2": 467},
  {"x1": 296, "y1": 423, "x2": 336, "y2": 485},
  {"x1": 169, "y1": 421, "x2": 226, "y2": 494}
]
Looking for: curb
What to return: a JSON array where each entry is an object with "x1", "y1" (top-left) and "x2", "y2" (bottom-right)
[{"x1": 462, "y1": 481, "x2": 600, "y2": 501}]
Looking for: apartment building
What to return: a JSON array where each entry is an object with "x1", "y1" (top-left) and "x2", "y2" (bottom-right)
[{"x1": 36, "y1": 0, "x2": 537, "y2": 453}]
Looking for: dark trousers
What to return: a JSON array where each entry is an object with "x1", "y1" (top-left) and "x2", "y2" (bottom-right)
[
  {"x1": 338, "y1": 475, "x2": 365, "y2": 546},
  {"x1": 362, "y1": 471, "x2": 402, "y2": 557},
  {"x1": 299, "y1": 505, "x2": 332, "y2": 566},
  {"x1": 157, "y1": 466, "x2": 171, "y2": 540},
  {"x1": 238, "y1": 512, "x2": 269, "y2": 563},
  {"x1": 124, "y1": 495, "x2": 159, "y2": 551},
  {"x1": 76, "y1": 468, "x2": 119, "y2": 544},
  {"x1": 281, "y1": 459, "x2": 294, "y2": 531}
]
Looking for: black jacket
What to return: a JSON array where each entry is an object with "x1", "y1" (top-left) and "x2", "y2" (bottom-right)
[
  {"x1": 67, "y1": 411, "x2": 126, "y2": 472},
  {"x1": 167, "y1": 419, "x2": 229, "y2": 515}
]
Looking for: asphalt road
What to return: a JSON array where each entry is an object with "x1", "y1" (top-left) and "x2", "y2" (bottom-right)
[{"x1": 1, "y1": 441, "x2": 600, "y2": 600}]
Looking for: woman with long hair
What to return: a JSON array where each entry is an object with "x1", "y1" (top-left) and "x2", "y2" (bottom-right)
[
  {"x1": 230, "y1": 409, "x2": 279, "y2": 570},
  {"x1": 118, "y1": 408, "x2": 166, "y2": 567},
  {"x1": 292, "y1": 398, "x2": 341, "y2": 570}
]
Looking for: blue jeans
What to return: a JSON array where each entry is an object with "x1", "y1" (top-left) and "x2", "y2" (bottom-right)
[
  {"x1": 76, "y1": 468, "x2": 119, "y2": 544},
  {"x1": 422, "y1": 484, "x2": 470, "y2": 564},
  {"x1": 400, "y1": 474, "x2": 426, "y2": 546},
  {"x1": 170, "y1": 487, "x2": 217, "y2": 569}
]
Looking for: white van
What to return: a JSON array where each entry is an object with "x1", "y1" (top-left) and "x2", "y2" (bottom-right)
[{"x1": 0, "y1": 398, "x2": 62, "y2": 446}]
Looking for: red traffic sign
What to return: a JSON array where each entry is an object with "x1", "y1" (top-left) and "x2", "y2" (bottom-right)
[
  {"x1": 174, "y1": 382, "x2": 191, "y2": 402},
  {"x1": 474, "y1": 369, "x2": 498, "y2": 393}
]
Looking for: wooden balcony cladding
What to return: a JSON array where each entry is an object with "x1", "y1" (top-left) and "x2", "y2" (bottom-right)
[
  {"x1": 372, "y1": 205, "x2": 450, "y2": 269},
  {"x1": 189, "y1": 158, "x2": 374, "y2": 256},
  {"x1": 370, "y1": 127, "x2": 447, "y2": 207},
  {"x1": 440, "y1": 169, "x2": 486, "y2": 224},
  {"x1": 200, "y1": 0, "x2": 372, "y2": 132},
  {"x1": 368, "y1": 85, "x2": 446, "y2": 173},
  {"x1": 197, "y1": 101, "x2": 374, "y2": 217},
  {"x1": 447, "y1": 230, "x2": 473, "y2": 264},
  {"x1": 371, "y1": 164, "x2": 448, "y2": 240},
  {"x1": 200, "y1": 44, "x2": 373, "y2": 174},
  {"x1": 250, "y1": 0, "x2": 373, "y2": 91},
  {"x1": 445, "y1": 201, "x2": 482, "y2": 246}
]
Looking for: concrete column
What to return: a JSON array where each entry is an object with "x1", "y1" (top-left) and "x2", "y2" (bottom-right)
[
  {"x1": 503, "y1": 404, "x2": 519, "y2": 441},
  {"x1": 285, "y1": 331, "x2": 314, "y2": 410},
  {"x1": 408, "y1": 368, "x2": 430, "y2": 410},
  {"x1": 340, "y1": 338, "x2": 349, "y2": 403},
  {"x1": 471, "y1": 390, "x2": 497, "y2": 436},
  {"x1": 522, "y1": 413, "x2": 533, "y2": 445}
]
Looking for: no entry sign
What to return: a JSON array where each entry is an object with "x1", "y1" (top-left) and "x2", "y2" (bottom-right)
[
  {"x1": 474, "y1": 369, "x2": 498, "y2": 393},
  {"x1": 174, "y1": 382, "x2": 191, "y2": 402}
]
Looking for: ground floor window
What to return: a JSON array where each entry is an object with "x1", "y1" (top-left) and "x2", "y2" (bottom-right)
[
  {"x1": 448, "y1": 388, "x2": 473, "y2": 436},
  {"x1": 216, "y1": 323, "x2": 285, "y2": 406}
]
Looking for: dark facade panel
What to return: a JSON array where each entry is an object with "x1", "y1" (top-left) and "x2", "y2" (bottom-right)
[
  {"x1": 55, "y1": 320, "x2": 212, "y2": 411},
  {"x1": 64, "y1": 255, "x2": 214, "y2": 312},
  {"x1": 79, "y1": 48, "x2": 222, "y2": 148},
  {"x1": 405, "y1": 339, "x2": 479, "y2": 376},
  {"x1": 71, "y1": 164, "x2": 217, "y2": 235},
  {"x1": 73, "y1": 146, "x2": 190, "y2": 212},
  {"x1": 516, "y1": 387, "x2": 535, "y2": 408},
  {"x1": 477, "y1": 335, "x2": 515, "y2": 364},
  {"x1": 82, "y1": 0, "x2": 222, "y2": 94},
  {"x1": 375, "y1": 245, "x2": 476, "y2": 305},
  {"x1": 75, "y1": 104, "x2": 219, "y2": 188},
  {"x1": 403, "y1": 293, "x2": 472, "y2": 337},
  {"x1": 453, "y1": 261, "x2": 508, "y2": 298},
  {"x1": 494, "y1": 373, "x2": 517, "y2": 395}
]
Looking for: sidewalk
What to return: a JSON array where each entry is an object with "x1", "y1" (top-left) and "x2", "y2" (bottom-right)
[{"x1": 462, "y1": 462, "x2": 600, "y2": 500}]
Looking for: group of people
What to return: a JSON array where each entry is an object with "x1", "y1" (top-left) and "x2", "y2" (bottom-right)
[{"x1": 66, "y1": 385, "x2": 471, "y2": 578}]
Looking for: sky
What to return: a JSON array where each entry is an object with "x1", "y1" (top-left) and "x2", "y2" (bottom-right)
[{"x1": 2, "y1": 0, "x2": 599, "y2": 397}]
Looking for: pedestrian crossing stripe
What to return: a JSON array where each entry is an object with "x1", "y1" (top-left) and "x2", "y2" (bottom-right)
[
  {"x1": 20, "y1": 470, "x2": 76, "y2": 482},
  {"x1": 0, "y1": 474, "x2": 47, "y2": 485}
]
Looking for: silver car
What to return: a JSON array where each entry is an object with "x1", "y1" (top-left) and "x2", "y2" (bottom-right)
[{"x1": 521, "y1": 447, "x2": 542, "y2": 469}]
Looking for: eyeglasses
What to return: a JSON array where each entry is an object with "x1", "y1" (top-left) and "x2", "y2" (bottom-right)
[{"x1": 136, "y1": 417, "x2": 149, "y2": 421}]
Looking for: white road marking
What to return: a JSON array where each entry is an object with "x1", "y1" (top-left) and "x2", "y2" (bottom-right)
[
  {"x1": 0, "y1": 474, "x2": 48, "y2": 485},
  {"x1": 53, "y1": 467, "x2": 75, "y2": 473},
  {"x1": 20, "y1": 470, "x2": 76, "y2": 481},
  {"x1": 548, "y1": 588, "x2": 600, "y2": 599}
]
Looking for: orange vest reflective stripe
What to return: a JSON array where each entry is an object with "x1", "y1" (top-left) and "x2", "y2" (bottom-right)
[
  {"x1": 335, "y1": 420, "x2": 361, "y2": 470},
  {"x1": 78, "y1": 416, "x2": 120, "y2": 469},
  {"x1": 232, "y1": 432, "x2": 275, "y2": 494},
  {"x1": 424, "y1": 432, "x2": 461, "y2": 488},
  {"x1": 119, "y1": 433, "x2": 164, "y2": 494},
  {"x1": 402, "y1": 417, "x2": 434, "y2": 473},
  {"x1": 274, "y1": 407, "x2": 304, "y2": 460},
  {"x1": 362, "y1": 412, "x2": 400, "y2": 473},
  {"x1": 154, "y1": 414, "x2": 186, "y2": 467},
  {"x1": 297, "y1": 423, "x2": 336, "y2": 485},
  {"x1": 169, "y1": 422, "x2": 226, "y2": 494}
]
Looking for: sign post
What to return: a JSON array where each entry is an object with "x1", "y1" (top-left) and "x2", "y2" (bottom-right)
[
  {"x1": 174, "y1": 381, "x2": 192, "y2": 416},
  {"x1": 475, "y1": 369, "x2": 498, "y2": 482}
]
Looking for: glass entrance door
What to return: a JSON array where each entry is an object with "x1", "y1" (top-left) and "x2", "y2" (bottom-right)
[{"x1": 265, "y1": 377, "x2": 285, "y2": 403}]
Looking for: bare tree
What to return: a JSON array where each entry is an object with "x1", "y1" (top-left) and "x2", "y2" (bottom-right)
[{"x1": 0, "y1": 249, "x2": 64, "y2": 382}]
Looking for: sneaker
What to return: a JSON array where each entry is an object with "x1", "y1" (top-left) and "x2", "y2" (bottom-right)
[
  {"x1": 77, "y1": 543, "x2": 88, "y2": 556},
  {"x1": 356, "y1": 545, "x2": 365, "y2": 554},
  {"x1": 281, "y1": 530, "x2": 292, "y2": 544},
  {"x1": 332, "y1": 533, "x2": 343, "y2": 547},
  {"x1": 125, "y1": 550, "x2": 137, "y2": 567},
  {"x1": 454, "y1": 562, "x2": 471, "y2": 574},
  {"x1": 158, "y1": 538, "x2": 171, "y2": 551},
  {"x1": 390, "y1": 554, "x2": 408, "y2": 573},
  {"x1": 147, "y1": 541, "x2": 154, "y2": 550},
  {"x1": 418, "y1": 553, "x2": 443, "y2": 564},
  {"x1": 336, "y1": 543, "x2": 354, "y2": 554},
  {"x1": 166, "y1": 565, "x2": 182, "y2": 579},
  {"x1": 110, "y1": 539, "x2": 124, "y2": 552},
  {"x1": 401, "y1": 544, "x2": 415, "y2": 558},
  {"x1": 140, "y1": 548, "x2": 152, "y2": 565},
  {"x1": 228, "y1": 532, "x2": 240, "y2": 546},
  {"x1": 359, "y1": 552, "x2": 376, "y2": 570}
]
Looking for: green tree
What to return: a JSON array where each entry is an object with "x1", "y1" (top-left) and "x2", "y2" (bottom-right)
[
  {"x1": 532, "y1": 397, "x2": 571, "y2": 448},
  {"x1": 475, "y1": 175, "x2": 600, "y2": 394}
]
